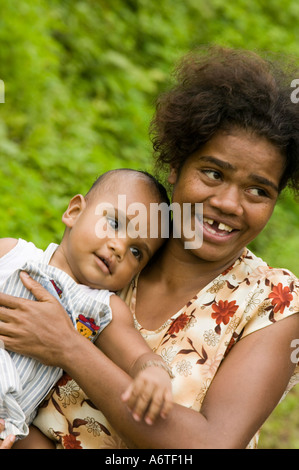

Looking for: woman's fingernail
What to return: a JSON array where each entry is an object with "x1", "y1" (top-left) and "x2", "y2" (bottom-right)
[{"x1": 21, "y1": 271, "x2": 30, "y2": 278}]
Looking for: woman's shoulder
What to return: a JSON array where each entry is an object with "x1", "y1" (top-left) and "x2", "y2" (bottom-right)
[{"x1": 238, "y1": 248, "x2": 298, "y2": 286}]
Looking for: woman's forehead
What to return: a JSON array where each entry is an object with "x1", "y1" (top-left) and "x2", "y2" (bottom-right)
[
  {"x1": 189, "y1": 130, "x2": 283, "y2": 165},
  {"x1": 181, "y1": 130, "x2": 285, "y2": 187}
]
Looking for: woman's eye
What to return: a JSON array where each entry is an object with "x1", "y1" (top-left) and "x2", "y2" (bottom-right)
[
  {"x1": 248, "y1": 187, "x2": 269, "y2": 197},
  {"x1": 107, "y1": 217, "x2": 119, "y2": 230},
  {"x1": 130, "y1": 247, "x2": 141, "y2": 259},
  {"x1": 203, "y1": 169, "x2": 222, "y2": 180}
]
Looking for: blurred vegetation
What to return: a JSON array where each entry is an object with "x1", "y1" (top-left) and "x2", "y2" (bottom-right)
[{"x1": 0, "y1": 0, "x2": 298, "y2": 448}]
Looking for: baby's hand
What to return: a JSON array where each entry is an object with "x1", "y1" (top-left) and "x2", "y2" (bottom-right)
[
  {"x1": 0, "y1": 436, "x2": 15, "y2": 449},
  {"x1": 121, "y1": 361, "x2": 173, "y2": 425},
  {"x1": 0, "y1": 419, "x2": 15, "y2": 449}
]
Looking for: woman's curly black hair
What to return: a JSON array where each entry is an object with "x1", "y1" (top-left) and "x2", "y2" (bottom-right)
[{"x1": 150, "y1": 46, "x2": 299, "y2": 194}]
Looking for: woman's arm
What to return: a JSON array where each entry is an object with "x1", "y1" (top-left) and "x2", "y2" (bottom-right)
[
  {"x1": 96, "y1": 295, "x2": 173, "y2": 424},
  {"x1": 0, "y1": 272, "x2": 298, "y2": 448},
  {"x1": 54, "y1": 312, "x2": 299, "y2": 449}
]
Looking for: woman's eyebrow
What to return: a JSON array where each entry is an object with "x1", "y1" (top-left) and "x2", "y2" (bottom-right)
[
  {"x1": 249, "y1": 174, "x2": 279, "y2": 193},
  {"x1": 199, "y1": 155, "x2": 236, "y2": 171},
  {"x1": 199, "y1": 155, "x2": 279, "y2": 192}
]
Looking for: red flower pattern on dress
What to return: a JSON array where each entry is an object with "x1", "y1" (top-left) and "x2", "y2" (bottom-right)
[
  {"x1": 211, "y1": 300, "x2": 238, "y2": 325},
  {"x1": 62, "y1": 433, "x2": 82, "y2": 449},
  {"x1": 268, "y1": 283, "x2": 293, "y2": 314},
  {"x1": 168, "y1": 313, "x2": 190, "y2": 335},
  {"x1": 56, "y1": 374, "x2": 72, "y2": 387}
]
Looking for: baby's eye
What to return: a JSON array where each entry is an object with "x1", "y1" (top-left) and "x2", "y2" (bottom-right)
[
  {"x1": 203, "y1": 169, "x2": 222, "y2": 180},
  {"x1": 107, "y1": 217, "x2": 119, "y2": 231},
  {"x1": 130, "y1": 246, "x2": 142, "y2": 260}
]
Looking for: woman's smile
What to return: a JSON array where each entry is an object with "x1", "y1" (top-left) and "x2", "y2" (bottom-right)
[{"x1": 202, "y1": 216, "x2": 238, "y2": 238}]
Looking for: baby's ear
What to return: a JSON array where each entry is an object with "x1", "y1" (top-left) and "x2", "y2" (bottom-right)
[{"x1": 62, "y1": 194, "x2": 86, "y2": 228}]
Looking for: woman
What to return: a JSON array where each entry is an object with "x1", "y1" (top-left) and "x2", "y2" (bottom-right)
[{"x1": 0, "y1": 46, "x2": 299, "y2": 449}]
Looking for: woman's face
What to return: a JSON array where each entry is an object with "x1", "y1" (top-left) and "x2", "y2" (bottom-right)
[{"x1": 168, "y1": 129, "x2": 285, "y2": 266}]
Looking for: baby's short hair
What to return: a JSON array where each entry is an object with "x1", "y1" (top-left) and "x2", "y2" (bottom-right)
[{"x1": 85, "y1": 168, "x2": 170, "y2": 205}]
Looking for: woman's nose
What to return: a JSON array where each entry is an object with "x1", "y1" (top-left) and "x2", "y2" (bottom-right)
[{"x1": 209, "y1": 184, "x2": 244, "y2": 217}]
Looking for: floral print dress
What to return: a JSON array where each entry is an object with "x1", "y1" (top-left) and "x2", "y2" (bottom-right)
[{"x1": 34, "y1": 248, "x2": 299, "y2": 449}]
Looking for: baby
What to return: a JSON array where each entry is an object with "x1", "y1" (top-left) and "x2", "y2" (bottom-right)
[{"x1": 0, "y1": 169, "x2": 172, "y2": 448}]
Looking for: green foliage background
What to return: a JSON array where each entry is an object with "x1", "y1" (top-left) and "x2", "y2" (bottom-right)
[{"x1": 0, "y1": 0, "x2": 298, "y2": 448}]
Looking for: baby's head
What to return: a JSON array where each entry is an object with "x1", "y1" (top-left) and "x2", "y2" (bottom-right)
[{"x1": 60, "y1": 169, "x2": 170, "y2": 291}]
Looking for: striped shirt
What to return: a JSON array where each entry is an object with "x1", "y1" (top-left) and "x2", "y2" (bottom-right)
[{"x1": 0, "y1": 239, "x2": 113, "y2": 439}]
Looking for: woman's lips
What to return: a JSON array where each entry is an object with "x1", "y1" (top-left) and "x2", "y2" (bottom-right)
[
  {"x1": 201, "y1": 217, "x2": 239, "y2": 241},
  {"x1": 204, "y1": 217, "x2": 234, "y2": 233}
]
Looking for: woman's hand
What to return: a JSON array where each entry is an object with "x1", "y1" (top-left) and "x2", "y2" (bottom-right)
[
  {"x1": 0, "y1": 420, "x2": 15, "y2": 449},
  {"x1": 0, "y1": 272, "x2": 76, "y2": 367}
]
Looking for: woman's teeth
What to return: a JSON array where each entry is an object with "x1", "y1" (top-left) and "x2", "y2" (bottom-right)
[{"x1": 203, "y1": 217, "x2": 234, "y2": 234}]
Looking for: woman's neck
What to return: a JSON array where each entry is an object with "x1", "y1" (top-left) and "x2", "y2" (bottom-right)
[
  {"x1": 135, "y1": 239, "x2": 244, "y2": 331},
  {"x1": 145, "y1": 238, "x2": 243, "y2": 293}
]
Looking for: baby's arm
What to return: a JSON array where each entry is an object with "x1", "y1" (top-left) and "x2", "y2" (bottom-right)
[
  {"x1": 0, "y1": 238, "x2": 18, "y2": 258},
  {"x1": 95, "y1": 295, "x2": 173, "y2": 425},
  {"x1": 12, "y1": 425, "x2": 55, "y2": 449},
  {"x1": 0, "y1": 348, "x2": 30, "y2": 440},
  {"x1": 121, "y1": 354, "x2": 174, "y2": 425}
]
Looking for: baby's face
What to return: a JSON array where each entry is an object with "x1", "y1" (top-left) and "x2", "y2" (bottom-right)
[{"x1": 61, "y1": 174, "x2": 166, "y2": 291}]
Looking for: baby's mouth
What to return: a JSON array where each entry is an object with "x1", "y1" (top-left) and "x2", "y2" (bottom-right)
[{"x1": 96, "y1": 255, "x2": 112, "y2": 274}]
